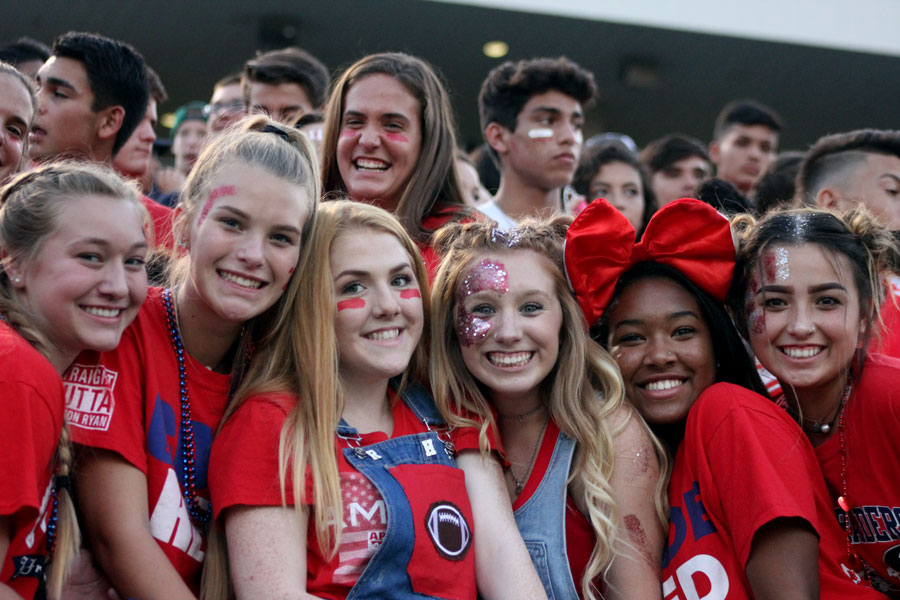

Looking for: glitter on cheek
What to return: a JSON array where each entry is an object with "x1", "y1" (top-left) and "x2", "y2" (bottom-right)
[
  {"x1": 774, "y1": 247, "x2": 790, "y2": 282},
  {"x1": 455, "y1": 306, "x2": 492, "y2": 347},
  {"x1": 749, "y1": 308, "x2": 766, "y2": 336},
  {"x1": 400, "y1": 289, "x2": 421, "y2": 300},
  {"x1": 337, "y1": 298, "x2": 366, "y2": 311}
]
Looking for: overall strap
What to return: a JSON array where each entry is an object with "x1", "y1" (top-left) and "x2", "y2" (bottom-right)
[{"x1": 392, "y1": 377, "x2": 445, "y2": 428}]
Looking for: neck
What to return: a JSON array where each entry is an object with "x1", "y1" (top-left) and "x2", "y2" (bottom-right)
[
  {"x1": 340, "y1": 374, "x2": 393, "y2": 435},
  {"x1": 174, "y1": 285, "x2": 243, "y2": 372},
  {"x1": 493, "y1": 174, "x2": 562, "y2": 221},
  {"x1": 45, "y1": 346, "x2": 77, "y2": 375},
  {"x1": 787, "y1": 372, "x2": 849, "y2": 424}
]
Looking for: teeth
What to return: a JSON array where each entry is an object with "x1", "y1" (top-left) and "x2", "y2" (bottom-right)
[
  {"x1": 782, "y1": 346, "x2": 822, "y2": 358},
  {"x1": 219, "y1": 271, "x2": 263, "y2": 289},
  {"x1": 367, "y1": 329, "x2": 399, "y2": 341},
  {"x1": 645, "y1": 379, "x2": 684, "y2": 391},
  {"x1": 487, "y1": 352, "x2": 532, "y2": 367},
  {"x1": 83, "y1": 307, "x2": 121, "y2": 318},
  {"x1": 355, "y1": 159, "x2": 389, "y2": 171}
]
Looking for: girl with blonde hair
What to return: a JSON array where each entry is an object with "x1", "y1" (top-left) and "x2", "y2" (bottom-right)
[
  {"x1": 68, "y1": 116, "x2": 319, "y2": 598},
  {"x1": 207, "y1": 200, "x2": 544, "y2": 599},
  {"x1": 0, "y1": 161, "x2": 148, "y2": 598},
  {"x1": 430, "y1": 217, "x2": 666, "y2": 599}
]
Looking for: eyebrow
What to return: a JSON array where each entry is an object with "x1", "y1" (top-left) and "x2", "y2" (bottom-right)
[
  {"x1": 334, "y1": 262, "x2": 412, "y2": 280},
  {"x1": 530, "y1": 106, "x2": 584, "y2": 120},
  {"x1": 76, "y1": 237, "x2": 149, "y2": 252},
  {"x1": 757, "y1": 282, "x2": 847, "y2": 295},
  {"x1": 612, "y1": 310, "x2": 699, "y2": 331},
  {"x1": 215, "y1": 205, "x2": 303, "y2": 234},
  {"x1": 343, "y1": 109, "x2": 410, "y2": 123},
  {"x1": 879, "y1": 173, "x2": 900, "y2": 183},
  {"x1": 41, "y1": 76, "x2": 76, "y2": 92}
]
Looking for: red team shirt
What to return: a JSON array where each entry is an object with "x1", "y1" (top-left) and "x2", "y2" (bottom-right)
[
  {"x1": 209, "y1": 388, "x2": 481, "y2": 600},
  {"x1": 0, "y1": 323, "x2": 63, "y2": 598},
  {"x1": 814, "y1": 353, "x2": 900, "y2": 596},
  {"x1": 662, "y1": 382, "x2": 879, "y2": 600},
  {"x1": 64, "y1": 288, "x2": 231, "y2": 593}
]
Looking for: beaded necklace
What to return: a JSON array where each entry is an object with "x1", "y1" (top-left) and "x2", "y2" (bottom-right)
[{"x1": 162, "y1": 288, "x2": 212, "y2": 528}]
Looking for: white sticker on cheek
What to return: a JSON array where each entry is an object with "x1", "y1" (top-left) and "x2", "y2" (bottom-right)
[
  {"x1": 574, "y1": 130, "x2": 583, "y2": 145},
  {"x1": 527, "y1": 128, "x2": 554, "y2": 139}
]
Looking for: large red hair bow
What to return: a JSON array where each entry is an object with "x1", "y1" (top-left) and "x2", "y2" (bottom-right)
[{"x1": 564, "y1": 198, "x2": 736, "y2": 327}]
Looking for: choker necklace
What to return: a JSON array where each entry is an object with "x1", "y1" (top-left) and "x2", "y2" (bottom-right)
[
  {"x1": 163, "y1": 288, "x2": 212, "y2": 528},
  {"x1": 798, "y1": 383, "x2": 851, "y2": 435},
  {"x1": 499, "y1": 403, "x2": 545, "y2": 423},
  {"x1": 507, "y1": 414, "x2": 549, "y2": 496}
]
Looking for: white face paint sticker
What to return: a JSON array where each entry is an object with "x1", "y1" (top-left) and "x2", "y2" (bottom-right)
[
  {"x1": 574, "y1": 130, "x2": 583, "y2": 145},
  {"x1": 774, "y1": 246, "x2": 790, "y2": 282},
  {"x1": 527, "y1": 128, "x2": 554, "y2": 139}
]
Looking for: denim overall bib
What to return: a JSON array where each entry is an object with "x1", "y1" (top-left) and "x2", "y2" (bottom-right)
[
  {"x1": 513, "y1": 429, "x2": 580, "y2": 599},
  {"x1": 337, "y1": 380, "x2": 477, "y2": 600}
]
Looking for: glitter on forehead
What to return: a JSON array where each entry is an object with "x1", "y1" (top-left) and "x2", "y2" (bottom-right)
[
  {"x1": 460, "y1": 258, "x2": 508, "y2": 298},
  {"x1": 774, "y1": 246, "x2": 790, "y2": 281}
]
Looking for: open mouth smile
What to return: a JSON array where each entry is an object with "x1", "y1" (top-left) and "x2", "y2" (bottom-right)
[
  {"x1": 779, "y1": 345, "x2": 823, "y2": 359},
  {"x1": 487, "y1": 351, "x2": 533, "y2": 367},
  {"x1": 218, "y1": 270, "x2": 266, "y2": 289}
]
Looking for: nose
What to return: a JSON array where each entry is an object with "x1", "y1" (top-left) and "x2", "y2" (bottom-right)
[
  {"x1": 98, "y1": 261, "x2": 129, "y2": 299},
  {"x1": 787, "y1": 304, "x2": 816, "y2": 337},
  {"x1": 358, "y1": 124, "x2": 381, "y2": 149},
  {"x1": 235, "y1": 232, "x2": 265, "y2": 267},
  {"x1": 370, "y1": 283, "x2": 401, "y2": 318},
  {"x1": 141, "y1": 122, "x2": 156, "y2": 143},
  {"x1": 644, "y1": 334, "x2": 676, "y2": 367},
  {"x1": 558, "y1": 121, "x2": 578, "y2": 146},
  {"x1": 493, "y1": 309, "x2": 522, "y2": 344}
]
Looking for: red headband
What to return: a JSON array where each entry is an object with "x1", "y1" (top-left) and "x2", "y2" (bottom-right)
[{"x1": 564, "y1": 198, "x2": 736, "y2": 327}]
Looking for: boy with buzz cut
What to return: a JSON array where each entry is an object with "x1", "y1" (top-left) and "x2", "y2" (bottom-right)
[
  {"x1": 708, "y1": 98, "x2": 781, "y2": 196},
  {"x1": 478, "y1": 56, "x2": 596, "y2": 228}
]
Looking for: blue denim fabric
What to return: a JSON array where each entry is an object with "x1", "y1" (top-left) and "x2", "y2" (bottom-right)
[{"x1": 513, "y1": 430, "x2": 580, "y2": 599}]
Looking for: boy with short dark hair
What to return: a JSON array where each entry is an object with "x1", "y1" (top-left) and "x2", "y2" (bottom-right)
[{"x1": 708, "y1": 99, "x2": 781, "y2": 195}]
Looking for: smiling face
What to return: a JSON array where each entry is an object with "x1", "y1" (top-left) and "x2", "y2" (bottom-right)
[
  {"x1": 183, "y1": 161, "x2": 310, "y2": 327},
  {"x1": 456, "y1": 250, "x2": 563, "y2": 407},
  {"x1": 30, "y1": 56, "x2": 102, "y2": 161},
  {"x1": 336, "y1": 73, "x2": 423, "y2": 212},
  {"x1": 12, "y1": 194, "x2": 148, "y2": 371},
  {"x1": 746, "y1": 243, "x2": 865, "y2": 406},
  {"x1": 606, "y1": 276, "x2": 716, "y2": 425},
  {"x1": 331, "y1": 228, "x2": 424, "y2": 387},
  {"x1": 588, "y1": 161, "x2": 645, "y2": 231},
  {"x1": 0, "y1": 73, "x2": 35, "y2": 184}
]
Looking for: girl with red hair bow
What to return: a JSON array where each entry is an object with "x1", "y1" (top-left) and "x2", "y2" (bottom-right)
[{"x1": 566, "y1": 198, "x2": 882, "y2": 599}]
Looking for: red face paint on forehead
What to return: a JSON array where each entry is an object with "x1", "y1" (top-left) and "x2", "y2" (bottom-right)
[
  {"x1": 762, "y1": 252, "x2": 777, "y2": 283},
  {"x1": 384, "y1": 132, "x2": 409, "y2": 143},
  {"x1": 400, "y1": 288, "x2": 421, "y2": 300},
  {"x1": 197, "y1": 185, "x2": 236, "y2": 229},
  {"x1": 337, "y1": 298, "x2": 366, "y2": 311}
]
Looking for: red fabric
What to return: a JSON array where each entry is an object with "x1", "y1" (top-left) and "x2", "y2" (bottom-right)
[
  {"x1": 420, "y1": 203, "x2": 477, "y2": 281},
  {"x1": 64, "y1": 288, "x2": 231, "y2": 593},
  {"x1": 565, "y1": 198, "x2": 735, "y2": 327},
  {"x1": 511, "y1": 420, "x2": 595, "y2": 600},
  {"x1": 0, "y1": 323, "x2": 63, "y2": 597},
  {"x1": 875, "y1": 275, "x2": 900, "y2": 360},
  {"x1": 814, "y1": 353, "x2": 900, "y2": 596},
  {"x1": 210, "y1": 388, "x2": 481, "y2": 600},
  {"x1": 663, "y1": 382, "x2": 880, "y2": 600},
  {"x1": 140, "y1": 194, "x2": 175, "y2": 251}
]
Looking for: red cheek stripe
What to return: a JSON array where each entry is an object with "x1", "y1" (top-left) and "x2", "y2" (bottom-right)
[
  {"x1": 340, "y1": 128, "x2": 357, "y2": 138},
  {"x1": 400, "y1": 289, "x2": 421, "y2": 299},
  {"x1": 198, "y1": 185, "x2": 236, "y2": 228},
  {"x1": 337, "y1": 298, "x2": 366, "y2": 311},
  {"x1": 384, "y1": 132, "x2": 409, "y2": 143}
]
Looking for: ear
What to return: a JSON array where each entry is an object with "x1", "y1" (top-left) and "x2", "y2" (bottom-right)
[
  {"x1": 484, "y1": 122, "x2": 511, "y2": 157},
  {"x1": 817, "y1": 188, "x2": 843, "y2": 210},
  {"x1": 96, "y1": 105, "x2": 126, "y2": 142},
  {"x1": 1, "y1": 249, "x2": 25, "y2": 288},
  {"x1": 708, "y1": 141, "x2": 720, "y2": 165}
]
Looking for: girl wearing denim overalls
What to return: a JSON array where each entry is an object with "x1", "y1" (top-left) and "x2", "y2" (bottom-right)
[
  {"x1": 206, "y1": 201, "x2": 545, "y2": 599},
  {"x1": 430, "y1": 217, "x2": 667, "y2": 600}
]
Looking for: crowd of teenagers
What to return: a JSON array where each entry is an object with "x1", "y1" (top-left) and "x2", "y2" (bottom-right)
[{"x1": 0, "y1": 29, "x2": 899, "y2": 600}]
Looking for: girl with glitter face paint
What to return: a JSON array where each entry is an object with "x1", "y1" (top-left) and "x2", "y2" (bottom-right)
[
  {"x1": 0, "y1": 162, "x2": 149, "y2": 599},
  {"x1": 568, "y1": 198, "x2": 883, "y2": 599},
  {"x1": 732, "y1": 206, "x2": 900, "y2": 596},
  {"x1": 65, "y1": 116, "x2": 319, "y2": 599},
  {"x1": 204, "y1": 200, "x2": 545, "y2": 600},
  {"x1": 430, "y1": 217, "x2": 667, "y2": 600}
]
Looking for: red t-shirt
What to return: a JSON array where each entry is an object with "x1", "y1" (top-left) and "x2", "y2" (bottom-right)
[
  {"x1": 511, "y1": 419, "x2": 595, "y2": 599},
  {"x1": 209, "y1": 388, "x2": 481, "y2": 600},
  {"x1": 662, "y1": 382, "x2": 880, "y2": 600},
  {"x1": 875, "y1": 275, "x2": 900, "y2": 360},
  {"x1": 0, "y1": 323, "x2": 63, "y2": 598},
  {"x1": 64, "y1": 287, "x2": 231, "y2": 592},
  {"x1": 140, "y1": 194, "x2": 175, "y2": 251},
  {"x1": 420, "y1": 203, "x2": 476, "y2": 280},
  {"x1": 814, "y1": 353, "x2": 900, "y2": 595}
]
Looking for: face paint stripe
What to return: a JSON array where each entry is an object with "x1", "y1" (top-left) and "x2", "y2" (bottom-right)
[
  {"x1": 400, "y1": 289, "x2": 421, "y2": 299},
  {"x1": 527, "y1": 128, "x2": 554, "y2": 139},
  {"x1": 337, "y1": 298, "x2": 366, "y2": 311},
  {"x1": 198, "y1": 185, "x2": 236, "y2": 228}
]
